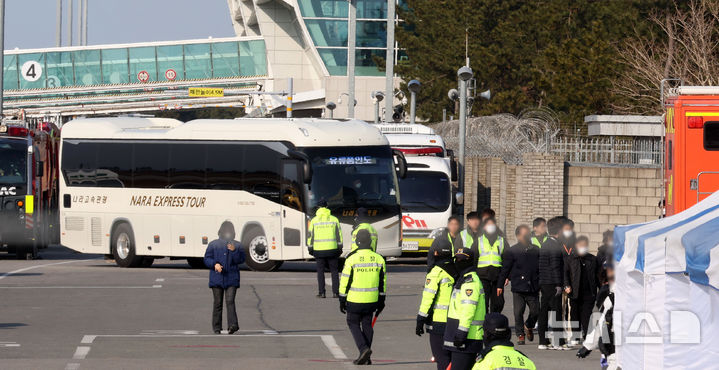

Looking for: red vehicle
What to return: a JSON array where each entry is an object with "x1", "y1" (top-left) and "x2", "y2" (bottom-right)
[
  {"x1": 663, "y1": 86, "x2": 719, "y2": 215},
  {"x1": 0, "y1": 120, "x2": 60, "y2": 258}
]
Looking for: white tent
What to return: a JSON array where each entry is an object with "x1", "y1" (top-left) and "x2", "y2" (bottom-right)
[{"x1": 614, "y1": 191, "x2": 719, "y2": 369}]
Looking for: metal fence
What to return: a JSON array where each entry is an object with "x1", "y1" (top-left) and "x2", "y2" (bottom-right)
[{"x1": 550, "y1": 136, "x2": 662, "y2": 166}]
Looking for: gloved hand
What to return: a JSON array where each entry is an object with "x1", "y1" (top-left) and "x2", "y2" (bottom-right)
[
  {"x1": 339, "y1": 297, "x2": 347, "y2": 314},
  {"x1": 555, "y1": 286, "x2": 563, "y2": 297},
  {"x1": 415, "y1": 316, "x2": 426, "y2": 336},
  {"x1": 308, "y1": 247, "x2": 314, "y2": 256},
  {"x1": 376, "y1": 295, "x2": 386, "y2": 315},
  {"x1": 576, "y1": 346, "x2": 591, "y2": 358},
  {"x1": 453, "y1": 332, "x2": 467, "y2": 348}
]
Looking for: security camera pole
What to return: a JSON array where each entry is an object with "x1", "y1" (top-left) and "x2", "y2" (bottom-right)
[
  {"x1": 326, "y1": 102, "x2": 337, "y2": 119},
  {"x1": 457, "y1": 66, "x2": 473, "y2": 216},
  {"x1": 408, "y1": 80, "x2": 420, "y2": 125},
  {"x1": 347, "y1": 0, "x2": 357, "y2": 118},
  {"x1": 0, "y1": 0, "x2": 5, "y2": 119},
  {"x1": 371, "y1": 91, "x2": 385, "y2": 124}
]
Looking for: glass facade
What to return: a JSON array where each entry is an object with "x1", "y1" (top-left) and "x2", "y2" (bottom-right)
[
  {"x1": 299, "y1": 0, "x2": 399, "y2": 76},
  {"x1": 3, "y1": 39, "x2": 267, "y2": 91}
]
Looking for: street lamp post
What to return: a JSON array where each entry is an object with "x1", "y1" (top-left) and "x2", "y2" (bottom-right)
[
  {"x1": 407, "y1": 79, "x2": 420, "y2": 125},
  {"x1": 456, "y1": 66, "x2": 473, "y2": 216}
]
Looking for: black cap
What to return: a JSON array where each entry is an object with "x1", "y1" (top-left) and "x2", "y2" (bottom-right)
[
  {"x1": 355, "y1": 207, "x2": 370, "y2": 223},
  {"x1": 454, "y1": 247, "x2": 473, "y2": 262},
  {"x1": 356, "y1": 229, "x2": 372, "y2": 249},
  {"x1": 484, "y1": 312, "x2": 510, "y2": 337},
  {"x1": 318, "y1": 199, "x2": 328, "y2": 208}
]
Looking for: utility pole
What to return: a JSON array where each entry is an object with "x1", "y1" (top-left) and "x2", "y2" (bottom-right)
[
  {"x1": 56, "y1": 0, "x2": 62, "y2": 47},
  {"x1": 347, "y1": 0, "x2": 356, "y2": 118},
  {"x1": 384, "y1": 0, "x2": 395, "y2": 123},
  {"x1": 68, "y1": 0, "x2": 73, "y2": 46}
]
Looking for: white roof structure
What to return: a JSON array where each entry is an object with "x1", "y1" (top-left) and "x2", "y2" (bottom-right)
[
  {"x1": 61, "y1": 117, "x2": 388, "y2": 147},
  {"x1": 614, "y1": 191, "x2": 719, "y2": 369},
  {"x1": 584, "y1": 115, "x2": 663, "y2": 137}
]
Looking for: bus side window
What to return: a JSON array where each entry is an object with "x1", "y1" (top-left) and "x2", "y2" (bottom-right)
[
  {"x1": 668, "y1": 140, "x2": 673, "y2": 170},
  {"x1": 133, "y1": 142, "x2": 169, "y2": 188},
  {"x1": 705, "y1": 122, "x2": 719, "y2": 151}
]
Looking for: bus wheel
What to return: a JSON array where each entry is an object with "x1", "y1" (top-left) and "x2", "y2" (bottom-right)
[
  {"x1": 111, "y1": 223, "x2": 143, "y2": 268},
  {"x1": 141, "y1": 257, "x2": 155, "y2": 268},
  {"x1": 243, "y1": 228, "x2": 281, "y2": 272},
  {"x1": 186, "y1": 257, "x2": 206, "y2": 269}
]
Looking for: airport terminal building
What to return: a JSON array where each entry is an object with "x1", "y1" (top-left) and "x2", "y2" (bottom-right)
[{"x1": 2, "y1": 0, "x2": 400, "y2": 121}]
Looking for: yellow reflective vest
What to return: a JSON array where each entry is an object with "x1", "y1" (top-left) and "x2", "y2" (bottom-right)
[
  {"x1": 307, "y1": 207, "x2": 342, "y2": 252},
  {"x1": 473, "y1": 345, "x2": 536, "y2": 370},
  {"x1": 530, "y1": 234, "x2": 547, "y2": 249},
  {"x1": 447, "y1": 270, "x2": 486, "y2": 342},
  {"x1": 418, "y1": 264, "x2": 454, "y2": 325},
  {"x1": 351, "y1": 223, "x2": 378, "y2": 252},
  {"x1": 477, "y1": 235, "x2": 504, "y2": 268},
  {"x1": 339, "y1": 248, "x2": 386, "y2": 304}
]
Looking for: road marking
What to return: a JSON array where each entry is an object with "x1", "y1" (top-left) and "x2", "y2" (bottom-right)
[
  {"x1": 72, "y1": 346, "x2": 91, "y2": 360},
  {"x1": 320, "y1": 335, "x2": 348, "y2": 360},
  {"x1": 65, "y1": 363, "x2": 80, "y2": 370},
  {"x1": 0, "y1": 286, "x2": 162, "y2": 289},
  {"x1": 0, "y1": 342, "x2": 20, "y2": 347},
  {"x1": 155, "y1": 278, "x2": 165, "y2": 282},
  {"x1": 0, "y1": 258, "x2": 97, "y2": 281},
  {"x1": 141, "y1": 330, "x2": 198, "y2": 335},
  {"x1": 81, "y1": 335, "x2": 96, "y2": 344}
]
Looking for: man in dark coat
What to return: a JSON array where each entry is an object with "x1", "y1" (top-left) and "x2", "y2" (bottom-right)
[
  {"x1": 564, "y1": 236, "x2": 598, "y2": 340},
  {"x1": 204, "y1": 221, "x2": 245, "y2": 334},
  {"x1": 537, "y1": 217, "x2": 565, "y2": 350},
  {"x1": 427, "y1": 215, "x2": 462, "y2": 268},
  {"x1": 497, "y1": 225, "x2": 540, "y2": 345}
]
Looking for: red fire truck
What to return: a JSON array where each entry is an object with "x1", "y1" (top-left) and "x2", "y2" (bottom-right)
[
  {"x1": 663, "y1": 86, "x2": 719, "y2": 215},
  {"x1": 0, "y1": 120, "x2": 60, "y2": 259}
]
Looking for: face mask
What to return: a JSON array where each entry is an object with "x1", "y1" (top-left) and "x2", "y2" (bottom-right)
[
  {"x1": 485, "y1": 224, "x2": 497, "y2": 234},
  {"x1": 577, "y1": 246, "x2": 588, "y2": 256},
  {"x1": 563, "y1": 230, "x2": 574, "y2": 239}
]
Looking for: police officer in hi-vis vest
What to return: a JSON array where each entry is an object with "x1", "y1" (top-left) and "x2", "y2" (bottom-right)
[
  {"x1": 472, "y1": 313, "x2": 536, "y2": 370},
  {"x1": 339, "y1": 229, "x2": 387, "y2": 365},
  {"x1": 476, "y1": 217, "x2": 505, "y2": 314},
  {"x1": 416, "y1": 235, "x2": 458, "y2": 370},
  {"x1": 444, "y1": 248, "x2": 486, "y2": 370},
  {"x1": 350, "y1": 207, "x2": 378, "y2": 254},
  {"x1": 307, "y1": 200, "x2": 343, "y2": 298}
]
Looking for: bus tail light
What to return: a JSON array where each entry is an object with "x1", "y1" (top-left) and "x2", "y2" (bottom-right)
[{"x1": 688, "y1": 116, "x2": 704, "y2": 129}]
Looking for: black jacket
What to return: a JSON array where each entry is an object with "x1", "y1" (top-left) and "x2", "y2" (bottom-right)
[
  {"x1": 538, "y1": 236, "x2": 564, "y2": 286},
  {"x1": 426, "y1": 229, "x2": 460, "y2": 268},
  {"x1": 563, "y1": 253, "x2": 598, "y2": 300},
  {"x1": 497, "y1": 242, "x2": 539, "y2": 294}
]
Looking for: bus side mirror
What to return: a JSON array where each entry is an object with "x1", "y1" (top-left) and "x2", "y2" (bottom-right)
[
  {"x1": 455, "y1": 192, "x2": 464, "y2": 205},
  {"x1": 288, "y1": 150, "x2": 313, "y2": 184},
  {"x1": 36, "y1": 161, "x2": 44, "y2": 177},
  {"x1": 392, "y1": 149, "x2": 407, "y2": 179},
  {"x1": 447, "y1": 150, "x2": 458, "y2": 181}
]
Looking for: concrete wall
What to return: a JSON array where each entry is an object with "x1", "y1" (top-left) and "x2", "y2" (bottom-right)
[
  {"x1": 566, "y1": 166, "x2": 662, "y2": 246},
  {"x1": 463, "y1": 154, "x2": 662, "y2": 249}
]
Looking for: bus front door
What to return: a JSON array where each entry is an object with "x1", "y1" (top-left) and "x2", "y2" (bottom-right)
[{"x1": 281, "y1": 159, "x2": 306, "y2": 260}]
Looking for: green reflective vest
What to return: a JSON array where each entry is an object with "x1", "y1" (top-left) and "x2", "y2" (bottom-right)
[
  {"x1": 459, "y1": 229, "x2": 479, "y2": 255},
  {"x1": 307, "y1": 207, "x2": 342, "y2": 251},
  {"x1": 351, "y1": 223, "x2": 378, "y2": 252},
  {"x1": 530, "y1": 234, "x2": 547, "y2": 249},
  {"x1": 447, "y1": 270, "x2": 485, "y2": 341},
  {"x1": 477, "y1": 235, "x2": 504, "y2": 268},
  {"x1": 472, "y1": 345, "x2": 536, "y2": 370},
  {"x1": 418, "y1": 265, "x2": 454, "y2": 324},
  {"x1": 339, "y1": 248, "x2": 386, "y2": 304}
]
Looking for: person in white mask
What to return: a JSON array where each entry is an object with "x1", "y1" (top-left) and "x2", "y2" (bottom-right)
[{"x1": 563, "y1": 236, "x2": 598, "y2": 343}]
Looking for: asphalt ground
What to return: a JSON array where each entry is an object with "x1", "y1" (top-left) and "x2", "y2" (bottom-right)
[{"x1": 0, "y1": 246, "x2": 600, "y2": 369}]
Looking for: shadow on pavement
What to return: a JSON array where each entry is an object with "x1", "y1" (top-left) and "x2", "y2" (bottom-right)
[{"x1": 0, "y1": 323, "x2": 28, "y2": 329}]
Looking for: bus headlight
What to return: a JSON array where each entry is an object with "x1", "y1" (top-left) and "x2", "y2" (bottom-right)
[{"x1": 428, "y1": 228, "x2": 444, "y2": 239}]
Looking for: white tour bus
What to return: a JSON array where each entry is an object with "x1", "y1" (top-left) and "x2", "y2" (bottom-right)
[
  {"x1": 60, "y1": 117, "x2": 405, "y2": 270},
  {"x1": 374, "y1": 124, "x2": 456, "y2": 256}
]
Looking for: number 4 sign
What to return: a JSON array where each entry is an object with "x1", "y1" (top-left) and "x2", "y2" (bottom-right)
[
  {"x1": 137, "y1": 70, "x2": 150, "y2": 83},
  {"x1": 21, "y1": 61, "x2": 42, "y2": 82}
]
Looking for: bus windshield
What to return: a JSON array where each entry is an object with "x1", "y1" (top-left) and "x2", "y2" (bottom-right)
[
  {"x1": 302, "y1": 146, "x2": 399, "y2": 212},
  {"x1": 399, "y1": 171, "x2": 450, "y2": 212},
  {"x1": 0, "y1": 140, "x2": 27, "y2": 185}
]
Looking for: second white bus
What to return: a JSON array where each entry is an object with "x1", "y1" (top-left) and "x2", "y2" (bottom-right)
[{"x1": 59, "y1": 117, "x2": 404, "y2": 270}]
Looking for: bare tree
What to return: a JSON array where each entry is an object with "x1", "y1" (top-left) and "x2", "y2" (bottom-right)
[{"x1": 613, "y1": 0, "x2": 719, "y2": 114}]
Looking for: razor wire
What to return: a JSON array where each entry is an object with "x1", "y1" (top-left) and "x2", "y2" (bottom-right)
[{"x1": 434, "y1": 108, "x2": 561, "y2": 164}]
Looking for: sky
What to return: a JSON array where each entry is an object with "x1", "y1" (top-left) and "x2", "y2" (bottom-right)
[{"x1": 5, "y1": 0, "x2": 236, "y2": 50}]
